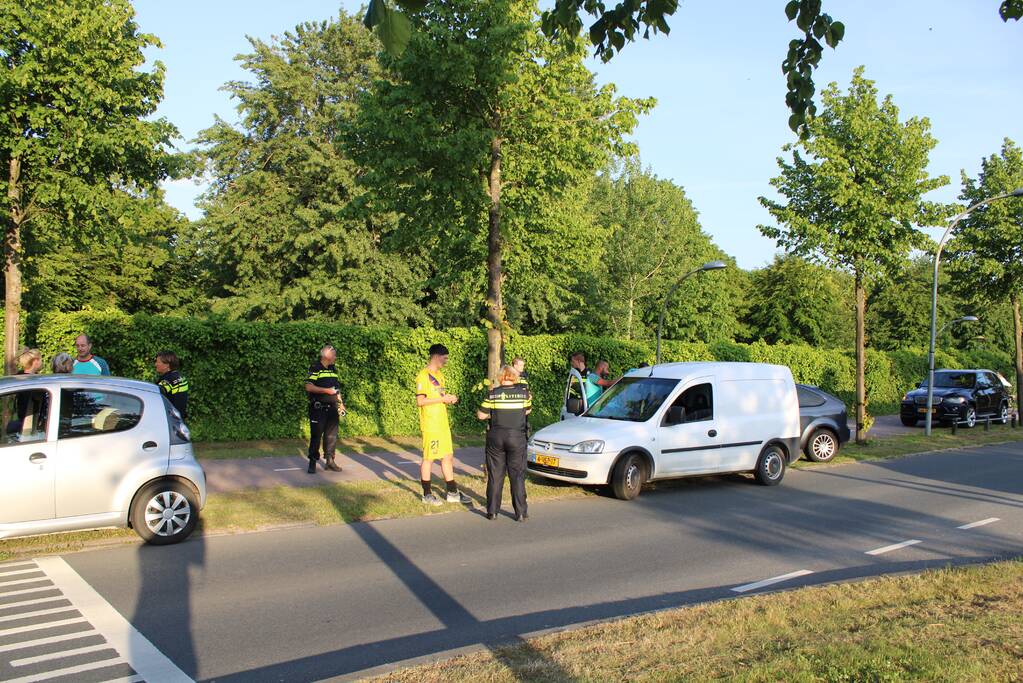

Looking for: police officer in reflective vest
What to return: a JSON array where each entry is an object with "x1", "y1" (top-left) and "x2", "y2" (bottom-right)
[
  {"x1": 305, "y1": 345, "x2": 346, "y2": 474},
  {"x1": 155, "y1": 350, "x2": 189, "y2": 420},
  {"x1": 477, "y1": 365, "x2": 532, "y2": 521}
]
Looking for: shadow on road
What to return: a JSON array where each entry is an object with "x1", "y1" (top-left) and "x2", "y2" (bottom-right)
[{"x1": 131, "y1": 531, "x2": 205, "y2": 678}]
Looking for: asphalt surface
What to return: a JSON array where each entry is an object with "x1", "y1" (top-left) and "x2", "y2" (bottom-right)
[{"x1": 3, "y1": 441, "x2": 1022, "y2": 682}]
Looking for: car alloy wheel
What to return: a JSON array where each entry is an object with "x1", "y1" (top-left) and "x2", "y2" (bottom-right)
[
  {"x1": 964, "y1": 407, "x2": 977, "y2": 429},
  {"x1": 999, "y1": 403, "x2": 1009, "y2": 425},
  {"x1": 810, "y1": 430, "x2": 837, "y2": 462},
  {"x1": 144, "y1": 490, "x2": 192, "y2": 537}
]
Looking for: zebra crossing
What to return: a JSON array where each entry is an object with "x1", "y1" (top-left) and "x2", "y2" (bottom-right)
[{"x1": 0, "y1": 558, "x2": 190, "y2": 683}]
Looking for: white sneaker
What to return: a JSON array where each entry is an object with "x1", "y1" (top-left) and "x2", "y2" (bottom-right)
[
  {"x1": 446, "y1": 491, "x2": 471, "y2": 504},
  {"x1": 422, "y1": 493, "x2": 444, "y2": 506}
]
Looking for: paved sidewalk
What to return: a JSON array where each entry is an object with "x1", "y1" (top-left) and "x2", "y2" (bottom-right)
[{"x1": 202, "y1": 446, "x2": 485, "y2": 494}]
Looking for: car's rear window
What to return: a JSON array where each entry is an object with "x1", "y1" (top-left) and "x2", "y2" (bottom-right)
[{"x1": 797, "y1": 386, "x2": 826, "y2": 408}]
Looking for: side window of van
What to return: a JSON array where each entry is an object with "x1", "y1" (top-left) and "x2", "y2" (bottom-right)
[{"x1": 664, "y1": 383, "x2": 713, "y2": 425}]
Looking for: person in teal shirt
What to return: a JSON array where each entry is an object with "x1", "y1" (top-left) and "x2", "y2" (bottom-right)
[
  {"x1": 585, "y1": 360, "x2": 614, "y2": 403},
  {"x1": 71, "y1": 334, "x2": 111, "y2": 376}
]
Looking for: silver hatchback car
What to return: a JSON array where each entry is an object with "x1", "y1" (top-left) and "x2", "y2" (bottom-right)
[{"x1": 0, "y1": 374, "x2": 206, "y2": 545}]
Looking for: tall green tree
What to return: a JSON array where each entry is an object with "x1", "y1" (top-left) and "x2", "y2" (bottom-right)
[
  {"x1": 193, "y1": 13, "x2": 424, "y2": 325},
  {"x1": 745, "y1": 254, "x2": 853, "y2": 348},
  {"x1": 759, "y1": 67, "x2": 947, "y2": 442},
  {"x1": 946, "y1": 138, "x2": 1023, "y2": 413},
  {"x1": 0, "y1": 0, "x2": 177, "y2": 371},
  {"x1": 349, "y1": 0, "x2": 650, "y2": 378},
  {"x1": 866, "y1": 255, "x2": 958, "y2": 352},
  {"x1": 587, "y1": 158, "x2": 740, "y2": 342}
]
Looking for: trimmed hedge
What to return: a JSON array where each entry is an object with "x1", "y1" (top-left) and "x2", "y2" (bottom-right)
[{"x1": 29, "y1": 311, "x2": 1013, "y2": 442}]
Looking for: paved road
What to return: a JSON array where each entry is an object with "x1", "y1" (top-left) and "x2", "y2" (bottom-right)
[{"x1": 3, "y1": 443, "x2": 1022, "y2": 682}]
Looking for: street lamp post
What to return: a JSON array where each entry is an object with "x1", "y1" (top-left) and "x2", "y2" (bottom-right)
[
  {"x1": 655, "y1": 261, "x2": 727, "y2": 365},
  {"x1": 925, "y1": 187, "x2": 1023, "y2": 435}
]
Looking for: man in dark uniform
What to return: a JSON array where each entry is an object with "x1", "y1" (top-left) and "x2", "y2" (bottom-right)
[
  {"x1": 477, "y1": 365, "x2": 532, "y2": 521},
  {"x1": 305, "y1": 345, "x2": 346, "y2": 474},
  {"x1": 155, "y1": 350, "x2": 189, "y2": 420}
]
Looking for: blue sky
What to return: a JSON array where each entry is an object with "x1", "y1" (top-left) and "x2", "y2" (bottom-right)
[{"x1": 135, "y1": 1, "x2": 1023, "y2": 269}]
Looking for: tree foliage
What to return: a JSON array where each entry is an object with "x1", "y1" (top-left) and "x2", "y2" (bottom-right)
[
  {"x1": 744, "y1": 254, "x2": 853, "y2": 349},
  {"x1": 192, "y1": 12, "x2": 425, "y2": 326},
  {"x1": 759, "y1": 67, "x2": 948, "y2": 439},
  {"x1": 1, "y1": 0, "x2": 179, "y2": 369},
  {"x1": 349, "y1": 0, "x2": 651, "y2": 373},
  {"x1": 585, "y1": 159, "x2": 741, "y2": 343}
]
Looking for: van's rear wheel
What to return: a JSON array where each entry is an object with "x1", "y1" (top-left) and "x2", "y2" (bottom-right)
[
  {"x1": 131, "y1": 480, "x2": 199, "y2": 545},
  {"x1": 610, "y1": 453, "x2": 644, "y2": 500},
  {"x1": 755, "y1": 445, "x2": 786, "y2": 486}
]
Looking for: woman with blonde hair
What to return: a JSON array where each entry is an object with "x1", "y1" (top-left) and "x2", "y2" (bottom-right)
[
  {"x1": 16, "y1": 348, "x2": 42, "y2": 375},
  {"x1": 477, "y1": 365, "x2": 533, "y2": 521}
]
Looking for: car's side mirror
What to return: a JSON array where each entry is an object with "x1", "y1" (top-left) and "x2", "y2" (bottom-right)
[{"x1": 666, "y1": 405, "x2": 685, "y2": 425}]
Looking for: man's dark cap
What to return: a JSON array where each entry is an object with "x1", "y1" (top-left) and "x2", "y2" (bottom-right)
[{"x1": 428, "y1": 343, "x2": 449, "y2": 357}]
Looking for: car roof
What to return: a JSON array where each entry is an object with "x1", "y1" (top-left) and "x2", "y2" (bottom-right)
[
  {"x1": 624, "y1": 361, "x2": 792, "y2": 383},
  {"x1": 0, "y1": 374, "x2": 159, "y2": 394}
]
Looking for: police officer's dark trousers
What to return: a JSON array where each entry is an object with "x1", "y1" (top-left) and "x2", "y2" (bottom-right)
[
  {"x1": 308, "y1": 402, "x2": 339, "y2": 464},
  {"x1": 485, "y1": 427, "x2": 527, "y2": 517}
]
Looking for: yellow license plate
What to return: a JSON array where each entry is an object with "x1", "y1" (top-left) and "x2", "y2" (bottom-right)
[
  {"x1": 535, "y1": 454, "x2": 560, "y2": 468},
  {"x1": 917, "y1": 408, "x2": 936, "y2": 413}
]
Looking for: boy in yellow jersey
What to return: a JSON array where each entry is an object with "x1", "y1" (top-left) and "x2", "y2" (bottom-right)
[{"x1": 415, "y1": 344, "x2": 472, "y2": 505}]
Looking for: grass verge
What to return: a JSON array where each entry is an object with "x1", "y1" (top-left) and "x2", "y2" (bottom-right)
[
  {"x1": 374, "y1": 559, "x2": 1023, "y2": 682},
  {"x1": 194, "y1": 434, "x2": 484, "y2": 460}
]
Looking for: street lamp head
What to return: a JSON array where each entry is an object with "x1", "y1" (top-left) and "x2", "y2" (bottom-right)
[
  {"x1": 958, "y1": 316, "x2": 979, "y2": 323},
  {"x1": 701, "y1": 260, "x2": 727, "y2": 271},
  {"x1": 1011, "y1": 188, "x2": 1023, "y2": 198}
]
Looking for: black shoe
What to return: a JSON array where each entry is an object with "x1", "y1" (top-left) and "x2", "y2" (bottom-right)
[
  {"x1": 485, "y1": 513, "x2": 496, "y2": 520},
  {"x1": 325, "y1": 460, "x2": 342, "y2": 472},
  {"x1": 307, "y1": 461, "x2": 316, "y2": 474}
]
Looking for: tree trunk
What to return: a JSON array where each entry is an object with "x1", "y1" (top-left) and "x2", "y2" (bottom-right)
[
  {"x1": 1013, "y1": 294, "x2": 1023, "y2": 423},
  {"x1": 855, "y1": 271, "x2": 867, "y2": 444},
  {"x1": 485, "y1": 129, "x2": 503, "y2": 383},
  {"x1": 626, "y1": 294, "x2": 634, "y2": 341},
  {"x1": 5, "y1": 157, "x2": 23, "y2": 376}
]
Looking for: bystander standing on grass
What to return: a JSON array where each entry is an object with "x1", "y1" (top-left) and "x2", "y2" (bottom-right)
[{"x1": 415, "y1": 343, "x2": 471, "y2": 506}]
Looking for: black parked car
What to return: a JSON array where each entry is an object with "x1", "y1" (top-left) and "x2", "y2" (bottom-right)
[
  {"x1": 797, "y1": 384, "x2": 851, "y2": 462},
  {"x1": 900, "y1": 369, "x2": 1012, "y2": 428}
]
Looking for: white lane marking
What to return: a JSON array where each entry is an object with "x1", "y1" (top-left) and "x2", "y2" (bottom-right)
[
  {"x1": 0, "y1": 569, "x2": 44, "y2": 579},
  {"x1": 274, "y1": 467, "x2": 303, "y2": 471},
  {"x1": 865, "y1": 539, "x2": 922, "y2": 556},
  {"x1": 0, "y1": 616, "x2": 87, "y2": 636},
  {"x1": 0, "y1": 606, "x2": 76, "y2": 623},
  {"x1": 103, "y1": 675, "x2": 144, "y2": 683},
  {"x1": 0, "y1": 563, "x2": 38, "y2": 573},
  {"x1": 34, "y1": 557, "x2": 194, "y2": 683},
  {"x1": 0, "y1": 596, "x2": 66, "y2": 611},
  {"x1": 4, "y1": 657, "x2": 128, "y2": 683},
  {"x1": 0, "y1": 577, "x2": 53, "y2": 588},
  {"x1": 958, "y1": 517, "x2": 1000, "y2": 530},
  {"x1": 0, "y1": 629, "x2": 96, "y2": 654},
  {"x1": 731, "y1": 569, "x2": 814, "y2": 593},
  {"x1": 10, "y1": 641, "x2": 116, "y2": 666},
  {"x1": 0, "y1": 586, "x2": 57, "y2": 599}
]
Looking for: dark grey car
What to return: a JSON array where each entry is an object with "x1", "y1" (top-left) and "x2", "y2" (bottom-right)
[{"x1": 797, "y1": 384, "x2": 851, "y2": 462}]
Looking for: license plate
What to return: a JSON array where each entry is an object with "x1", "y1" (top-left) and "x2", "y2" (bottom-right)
[
  {"x1": 917, "y1": 408, "x2": 936, "y2": 414},
  {"x1": 535, "y1": 454, "x2": 560, "y2": 468}
]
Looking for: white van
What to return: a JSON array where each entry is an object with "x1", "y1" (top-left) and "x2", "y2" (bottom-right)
[{"x1": 527, "y1": 362, "x2": 801, "y2": 499}]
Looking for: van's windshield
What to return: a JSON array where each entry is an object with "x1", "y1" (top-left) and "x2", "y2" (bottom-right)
[{"x1": 587, "y1": 377, "x2": 678, "y2": 422}]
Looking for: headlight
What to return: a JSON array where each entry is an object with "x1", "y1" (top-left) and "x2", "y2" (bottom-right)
[
  {"x1": 943, "y1": 396, "x2": 965, "y2": 404},
  {"x1": 902, "y1": 393, "x2": 910, "y2": 401},
  {"x1": 527, "y1": 438, "x2": 534, "y2": 449},
  {"x1": 570, "y1": 440, "x2": 604, "y2": 454}
]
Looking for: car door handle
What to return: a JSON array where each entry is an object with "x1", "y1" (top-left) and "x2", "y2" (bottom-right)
[
  {"x1": 707, "y1": 429, "x2": 717, "y2": 437},
  {"x1": 142, "y1": 441, "x2": 158, "y2": 451},
  {"x1": 29, "y1": 452, "x2": 47, "y2": 463}
]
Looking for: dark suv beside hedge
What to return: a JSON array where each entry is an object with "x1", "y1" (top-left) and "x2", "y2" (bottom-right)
[{"x1": 900, "y1": 369, "x2": 1012, "y2": 428}]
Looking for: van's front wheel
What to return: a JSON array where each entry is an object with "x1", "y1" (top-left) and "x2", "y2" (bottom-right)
[
  {"x1": 754, "y1": 445, "x2": 786, "y2": 486},
  {"x1": 610, "y1": 453, "x2": 645, "y2": 500}
]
